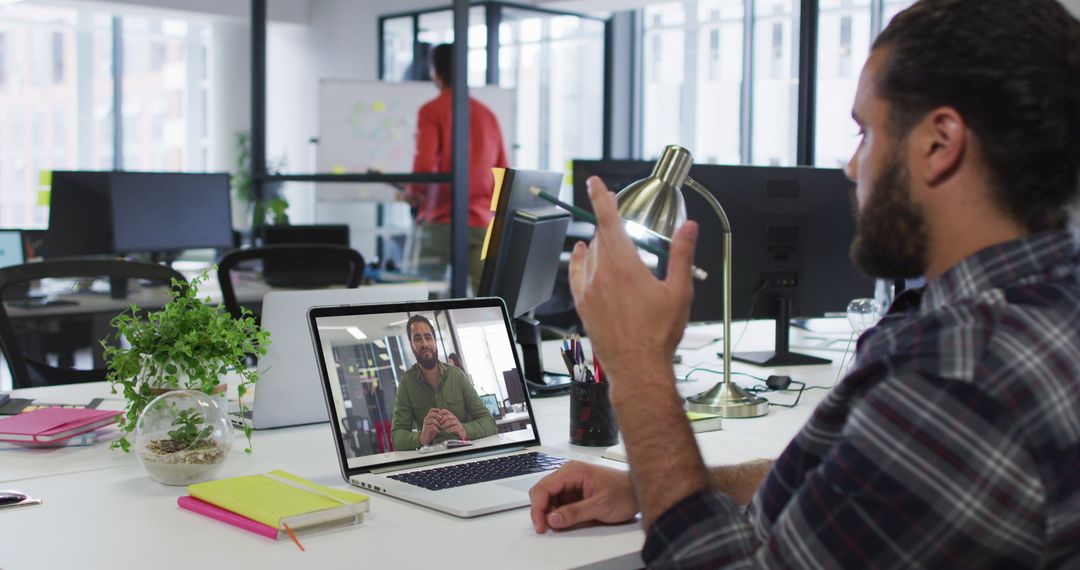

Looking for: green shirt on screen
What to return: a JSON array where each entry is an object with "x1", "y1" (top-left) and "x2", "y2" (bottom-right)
[{"x1": 391, "y1": 361, "x2": 496, "y2": 450}]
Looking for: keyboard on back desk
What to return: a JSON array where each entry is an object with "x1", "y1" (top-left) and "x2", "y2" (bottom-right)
[{"x1": 388, "y1": 452, "x2": 567, "y2": 491}]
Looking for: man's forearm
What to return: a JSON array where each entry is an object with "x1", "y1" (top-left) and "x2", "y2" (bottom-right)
[
  {"x1": 463, "y1": 416, "x2": 496, "y2": 440},
  {"x1": 709, "y1": 459, "x2": 773, "y2": 506},
  {"x1": 612, "y1": 365, "x2": 710, "y2": 530}
]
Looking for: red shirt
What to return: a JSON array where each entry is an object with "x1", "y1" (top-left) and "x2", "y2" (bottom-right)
[{"x1": 408, "y1": 89, "x2": 509, "y2": 228}]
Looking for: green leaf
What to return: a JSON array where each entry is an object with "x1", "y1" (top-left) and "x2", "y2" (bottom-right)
[{"x1": 102, "y1": 266, "x2": 271, "y2": 453}]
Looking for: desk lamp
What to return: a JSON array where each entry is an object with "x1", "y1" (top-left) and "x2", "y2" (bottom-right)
[{"x1": 616, "y1": 145, "x2": 768, "y2": 418}]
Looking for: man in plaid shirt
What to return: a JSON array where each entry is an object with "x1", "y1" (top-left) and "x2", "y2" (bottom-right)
[{"x1": 529, "y1": 0, "x2": 1080, "y2": 567}]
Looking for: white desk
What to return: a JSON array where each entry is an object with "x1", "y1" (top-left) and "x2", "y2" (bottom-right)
[{"x1": 0, "y1": 320, "x2": 849, "y2": 569}]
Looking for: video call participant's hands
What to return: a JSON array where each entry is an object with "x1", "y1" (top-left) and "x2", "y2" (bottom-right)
[
  {"x1": 436, "y1": 409, "x2": 468, "y2": 440},
  {"x1": 420, "y1": 408, "x2": 468, "y2": 445},
  {"x1": 529, "y1": 461, "x2": 638, "y2": 533},
  {"x1": 420, "y1": 409, "x2": 442, "y2": 445}
]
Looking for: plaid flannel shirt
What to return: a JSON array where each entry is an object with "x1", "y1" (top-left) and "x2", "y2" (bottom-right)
[{"x1": 643, "y1": 229, "x2": 1080, "y2": 569}]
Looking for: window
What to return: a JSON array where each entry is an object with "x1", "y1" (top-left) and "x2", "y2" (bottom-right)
[
  {"x1": 838, "y1": 15, "x2": 852, "y2": 77},
  {"x1": 51, "y1": 30, "x2": 63, "y2": 83},
  {"x1": 696, "y1": 0, "x2": 743, "y2": 165},
  {"x1": 883, "y1": 0, "x2": 916, "y2": 25},
  {"x1": 499, "y1": 8, "x2": 605, "y2": 170},
  {"x1": 0, "y1": 32, "x2": 7, "y2": 86},
  {"x1": 456, "y1": 322, "x2": 517, "y2": 403},
  {"x1": 122, "y1": 16, "x2": 208, "y2": 171},
  {"x1": 752, "y1": 0, "x2": 799, "y2": 166},
  {"x1": 641, "y1": 3, "x2": 685, "y2": 158},
  {"x1": 814, "y1": 0, "x2": 916, "y2": 168},
  {"x1": 0, "y1": 4, "x2": 108, "y2": 228},
  {"x1": 0, "y1": 2, "x2": 209, "y2": 229},
  {"x1": 380, "y1": 16, "x2": 414, "y2": 82}
]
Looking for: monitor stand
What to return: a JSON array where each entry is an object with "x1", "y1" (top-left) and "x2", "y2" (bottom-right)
[
  {"x1": 514, "y1": 313, "x2": 572, "y2": 397},
  {"x1": 727, "y1": 295, "x2": 832, "y2": 367}
]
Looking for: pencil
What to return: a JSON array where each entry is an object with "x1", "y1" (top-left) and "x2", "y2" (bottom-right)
[{"x1": 528, "y1": 186, "x2": 709, "y2": 281}]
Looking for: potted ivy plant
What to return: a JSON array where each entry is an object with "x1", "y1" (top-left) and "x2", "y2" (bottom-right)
[{"x1": 102, "y1": 269, "x2": 269, "y2": 454}]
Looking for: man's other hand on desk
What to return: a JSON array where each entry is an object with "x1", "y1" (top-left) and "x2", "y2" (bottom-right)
[{"x1": 528, "y1": 461, "x2": 637, "y2": 533}]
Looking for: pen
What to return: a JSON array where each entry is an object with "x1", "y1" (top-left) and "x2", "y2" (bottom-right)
[{"x1": 528, "y1": 186, "x2": 709, "y2": 281}]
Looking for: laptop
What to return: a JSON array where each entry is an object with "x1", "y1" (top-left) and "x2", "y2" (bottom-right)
[
  {"x1": 308, "y1": 297, "x2": 588, "y2": 517},
  {"x1": 235, "y1": 284, "x2": 428, "y2": 430},
  {"x1": 0, "y1": 229, "x2": 23, "y2": 269}
]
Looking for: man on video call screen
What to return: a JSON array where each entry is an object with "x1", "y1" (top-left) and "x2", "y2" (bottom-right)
[
  {"x1": 314, "y1": 305, "x2": 536, "y2": 468},
  {"x1": 390, "y1": 314, "x2": 496, "y2": 449}
]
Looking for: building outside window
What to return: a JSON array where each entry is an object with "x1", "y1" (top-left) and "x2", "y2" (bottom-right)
[
  {"x1": 695, "y1": 0, "x2": 743, "y2": 165},
  {"x1": 0, "y1": 2, "x2": 211, "y2": 229},
  {"x1": 814, "y1": 0, "x2": 916, "y2": 169},
  {"x1": 641, "y1": 2, "x2": 685, "y2": 160},
  {"x1": 643, "y1": 0, "x2": 918, "y2": 169}
]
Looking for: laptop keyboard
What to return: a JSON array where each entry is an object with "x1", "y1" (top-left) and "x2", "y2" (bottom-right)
[{"x1": 388, "y1": 452, "x2": 567, "y2": 491}]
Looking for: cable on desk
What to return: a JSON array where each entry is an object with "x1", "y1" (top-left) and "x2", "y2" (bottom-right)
[
  {"x1": 731, "y1": 283, "x2": 766, "y2": 351},
  {"x1": 685, "y1": 367, "x2": 828, "y2": 408},
  {"x1": 832, "y1": 332, "x2": 857, "y2": 387}
]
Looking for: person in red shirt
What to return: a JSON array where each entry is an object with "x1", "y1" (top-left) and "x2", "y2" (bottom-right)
[{"x1": 404, "y1": 43, "x2": 508, "y2": 293}]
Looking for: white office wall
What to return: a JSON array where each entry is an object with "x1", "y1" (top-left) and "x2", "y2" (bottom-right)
[{"x1": 1064, "y1": 0, "x2": 1080, "y2": 17}]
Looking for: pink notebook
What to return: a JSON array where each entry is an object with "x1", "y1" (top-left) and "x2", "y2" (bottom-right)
[
  {"x1": 178, "y1": 496, "x2": 280, "y2": 540},
  {"x1": 0, "y1": 407, "x2": 120, "y2": 443}
]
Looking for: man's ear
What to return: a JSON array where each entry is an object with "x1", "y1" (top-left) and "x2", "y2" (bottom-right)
[{"x1": 911, "y1": 106, "x2": 967, "y2": 186}]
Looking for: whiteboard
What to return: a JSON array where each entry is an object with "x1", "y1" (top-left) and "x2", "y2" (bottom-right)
[
  {"x1": 315, "y1": 80, "x2": 516, "y2": 263},
  {"x1": 316, "y1": 79, "x2": 516, "y2": 202}
]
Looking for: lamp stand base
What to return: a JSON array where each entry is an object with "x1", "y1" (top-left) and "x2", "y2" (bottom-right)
[{"x1": 686, "y1": 381, "x2": 769, "y2": 418}]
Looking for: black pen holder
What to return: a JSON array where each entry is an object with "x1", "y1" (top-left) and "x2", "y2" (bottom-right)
[{"x1": 569, "y1": 382, "x2": 618, "y2": 447}]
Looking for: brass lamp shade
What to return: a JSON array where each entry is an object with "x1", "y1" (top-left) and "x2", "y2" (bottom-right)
[{"x1": 615, "y1": 145, "x2": 691, "y2": 238}]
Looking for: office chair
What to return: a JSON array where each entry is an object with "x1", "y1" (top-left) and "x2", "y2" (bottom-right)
[
  {"x1": 215, "y1": 244, "x2": 365, "y2": 320},
  {"x1": 0, "y1": 258, "x2": 187, "y2": 389}
]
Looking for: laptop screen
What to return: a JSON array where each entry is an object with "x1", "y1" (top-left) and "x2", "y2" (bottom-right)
[
  {"x1": 309, "y1": 298, "x2": 540, "y2": 472},
  {"x1": 0, "y1": 230, "x2": 24, "y2": 269}
]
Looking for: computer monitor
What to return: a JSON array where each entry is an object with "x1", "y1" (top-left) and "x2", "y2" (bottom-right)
[
  {"x1": 572, "y1": 160, "x2": 875, "y2": 366},
  {"x1": 46, "y1": 171, "x2": 114, "y2": 258},
  {"x1": 260, "y1": 224, "x2": 352, "y2": 287},
  {"x1": 0, "y1": 229, "x2": 30, "y2": 300},
  {"x1": 479, "y1": 169, "x2": 572, "y2": 394},
  {"x1": 110, "y1": 172, "x2": 234, "y2": 256}
]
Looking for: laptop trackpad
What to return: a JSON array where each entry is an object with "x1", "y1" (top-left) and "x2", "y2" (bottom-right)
[{"x1": 497, "y1": 475, "x2": 542, "y2": 493}]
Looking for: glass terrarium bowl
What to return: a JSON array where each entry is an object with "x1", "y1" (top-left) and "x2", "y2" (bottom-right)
[{"x1": 134, "y1": 389, "x2": 233, "y2": 485}]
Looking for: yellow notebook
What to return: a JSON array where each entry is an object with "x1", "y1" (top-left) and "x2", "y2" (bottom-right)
[
  {"x1": 188, "y1": 470, "x2": 369, "y2": 532},
  {"x1": 686, "y1": 411, "x2": 723, "y2": 433}
]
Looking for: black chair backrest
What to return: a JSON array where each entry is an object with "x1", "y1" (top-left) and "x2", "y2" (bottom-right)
[
  {"x1": 215, "y1": 244, "x2": 365, "y2": 321},
  {"x1": 0, "y1": 258, "x2": 187, "y2": 389}
]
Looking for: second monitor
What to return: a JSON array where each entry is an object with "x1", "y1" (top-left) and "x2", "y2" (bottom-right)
[
  {"x1": 573, "y1": 160, "x2": 875, "y2": 366},
  {"x1": 479, "y1": 169, "x2": 571, "y2": 394}
]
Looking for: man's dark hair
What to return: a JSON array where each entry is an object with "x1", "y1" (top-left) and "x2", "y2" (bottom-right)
[
  {"x1": 430, "y1": 43, "x2": 453, "y2": 85},
  {"x1": 873, "y1": 0, "x2": 1080, "y2": 232},
  {"x1": 406, "y1": 314, "x2": 436, "y2": 339}
]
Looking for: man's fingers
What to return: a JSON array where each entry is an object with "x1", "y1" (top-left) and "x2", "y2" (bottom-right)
[
  {"x1": 528, "y1": 474, "x2": 560, "y2": 533},
  {"x1": 546, "y1": 496, "x2": 601, "y2": 530},
  {"x1": 528, "y1": 463, "x2": 586, "y2": 533},
  {"x1": 587, "y1": 177, "x2": 631, "y2": 250},
  {"x1": 568, "y1": 241, "x2": 588, "y2": 302},
  {"x1": 665, "y1": 220, "x2": 699, "y2": 293}
]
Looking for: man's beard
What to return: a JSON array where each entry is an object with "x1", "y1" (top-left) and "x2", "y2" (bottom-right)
[
  {"x1": 414, "y1": 347, "x2": 438, "y2": 370},
  {"x1": 849, "y1": 152, "x2": 929, "y2": 279}
]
